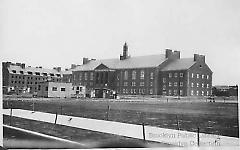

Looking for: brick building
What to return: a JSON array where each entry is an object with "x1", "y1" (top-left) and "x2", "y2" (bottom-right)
[
  {"x1": 65, "y1": 43, "x2": 212, "y2": 97},
  {"x1": 2, "y1": 62, "x2": 63, "y2": 94}
]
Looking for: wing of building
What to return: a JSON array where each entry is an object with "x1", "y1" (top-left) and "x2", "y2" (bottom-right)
[{"x1": 63, "y1": 43, "x2": 213, "y2": 97}]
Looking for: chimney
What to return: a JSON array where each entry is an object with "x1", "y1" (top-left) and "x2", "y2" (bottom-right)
[
  {"x1": 165, "y1": 49, "x2": 173, "y2": 58},
  {"x1": 83, "y1": 58, "x2": 90, "y2": 64},
  {"x1": 21, "y1": 63, "x2": 25, "y2": 69},
  {"x1": 56, "y1": 67, "x2": 61, "y2": 72},
  {"x1": 71, "y1": 64, "x2": 77, "y2": 69},
  {"x1": 120, "y1": 42, "x2": 130, "y2": 60},
  {"x1": 173, "y1": 51, "x2": 180, "y2": 59},
  {"x1": 194, "y1": 54, "x2": 205, "y2": 62},
  {"x1": 39, "y1": 66, "x2": 42, "y2": 69}
]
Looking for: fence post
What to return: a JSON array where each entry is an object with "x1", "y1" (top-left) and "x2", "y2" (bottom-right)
[
  {"x1": 106, "y1": 105, "x2": 110, "y2": 120},
  {"x1": 32, "y1": 100, "x2": 35, "y2": 112},
  {"x1": 176, "y1": 115, "x2": 180, "y2": 130},
  {"x1": 54, "y1": 112, "x2": 58, "y2": 124},
  {"x1": 197, "y1": 127, "x2": 200, "y2": 146},
  {"x1": 142, "y1": 122, "x2": 146, "y2": 141},
  {"x1": 10, "y1": 108, "x2": 13, "y2": 126}
]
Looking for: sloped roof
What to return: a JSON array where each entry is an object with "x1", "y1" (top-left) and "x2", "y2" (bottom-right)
[
  {"x1": 74, "y1": 54, "x2": 166, "y2": 71},
  {"x1": 161, "y1": 58, "x2": 196, "y2": 71},
  {"x1": 8, "y1": 65, "x2": 62, "y2": 76}
]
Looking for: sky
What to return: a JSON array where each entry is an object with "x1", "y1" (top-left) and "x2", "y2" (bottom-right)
[{"x1": 1, "y1": 0, "x2": 240, "y2": 86}]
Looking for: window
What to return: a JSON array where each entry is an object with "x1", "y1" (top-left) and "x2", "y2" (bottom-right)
[
  {"x1": 43, "y1": 73, "x2": 47, "y2": 76},
  {"x1": 191, "y1": 83, "x2": 194, "y2": 87},
  {"x1": 174, "y1": 73, "x2": 178, "y2": 78},
  {"x1": 131, "y1": 89, "x2": 133, "y2": 94},
  {"x1": 207, "y1": 91, "x2": 209, "y2": 96},
  {"x1": 90, "y1": 72, "x2": 94, "y2": 80},
  {"x1": 207, "y1": 75, "x2": 209, "y2": 79},
  {"x1": 124, "y1": 71, "x2": 128, "y2": 80},
  {"x1": 202, "y1": 74, "x2": 204, "y2": 79},
  {"x1": 169, "y1": 82, "x2": 172, "y2": 87},
  {"x1": 140, "y1": 82, "x2": 144, "y2": 86},
  {"x1": 150, "y1": 72, "x2": 154, "y2": 79},
  {"x1": 28, "y1": 71, "x2": 33, "y2": 75},
  {"x1": 169, "y1": 90, "x2": 172, "y2": 95},
  {"x1": 197, "y1": 74, "x2": 199, "y2": 78},
  {"x1": 45, "y1": 86, "x2": 48, "y2": 91},
  {"x1": 35, "y1": 72, "x2": 40, "y2": 76},
  {"x1": 169, "y1": 73, "x2": 172, "y2": 78},
  {"x1": 132, "y1": 70, "x2": 136, "y2": 80},
  {"x1": 191, "y1": 90, "x2": 194, "y2": 96},
  {"x1": 192, "y1": 73, "x2": 194, "y2": 78},
  {"x1": 180, "y1": 82, "x2": 183, "y2": 87},
  {"x1": 134, "y1": 89, "x2": 136, "y2": 94},
  {"x1": 163, "y1": 85, "x2": 166, "y2": 90},
  {"x1": 61, "y1": 88, "x2": 66, "y2": 91},
  {"x1": 123, "y1": 89, "x2": 125, "y2": 94},
  {"x1": 196, "y1": 91, "x2": 199, "y2": 96},
  {"x1": 125, "y1": 89, "x2": 128, "y2": 94},
  {"x1": 52, "y1": 87, "x2": 57, "y2": 91},
  {"x1": 202, "y1": 91, "x2": 204, "y2": 96},
  {"x1": 20, "y1": 71, "x2": 24, "y2": 74},
  {"x1": 150, "y1": 89, "x2": 153, "y2": 94},
  {"x1": 124, "y1": 82, "x2": 128, "y2": 86},
  {"x1": 207, "y1": 84, "x2": 209, "y2": 88},
  {"x1": 140, "y1": 70, "x2": 145, "y2": 80},
  {"x1": 202, "y1": 83, "x2": 204, "y2": 88},
  {"x1": 180, "y1": 90, "x2": 183, "y2": 96},
  {"x1": 12, "y1": 70, "x2": 16, "y2": 73},
  {"x1": 197, "y1": 83, "x2": 199, "y2": 87},
  {"x1": 84, "y1": 72, "x2": 88, "y2": 80},
  {"x1": 11, "y1": 75, "x2": 14, "y2": 78},
  {"x1": 132, "y1": 82, "x2": 136, "y2": 86},
  {"x1": 180, "y1": 73, "x2": 183, "y2": 77},
  {"x1": 174, "y1": 82, "x2": 178, "y2": 87},
  {"x1": 174, "y1": 90, "x2": 177, "y2": 96},
  {"x1": 150, "y1": 82, "x2": 153, "y2": 86},
  {"x1": 163, "y1": 78, "x2": 166, "y2": 83},
  {"x1": 79, "y1": 73, "x2": 82, "y2": 80}
]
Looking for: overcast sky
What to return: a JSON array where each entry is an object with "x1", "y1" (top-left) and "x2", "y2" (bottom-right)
[{"x1": 1, "y1": 0, "x2": 240, "y2": 86}]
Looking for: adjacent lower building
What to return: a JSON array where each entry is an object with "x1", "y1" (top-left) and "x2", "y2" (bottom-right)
[
  {"x1": 64, "y1": 43, "x2": 212, "y2": 97},
  {"x1": 37, "y1": 82, "x2": 86, "y2": 98}
]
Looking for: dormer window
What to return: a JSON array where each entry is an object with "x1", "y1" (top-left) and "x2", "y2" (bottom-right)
[
  {"x1": 50, "y1": 73, "x2": 54, "y2": 77},
  {"x1": 56, "y1": 74, "x2": 61, "y2": 77},
  {"x1": 43, "y1": 73, "x2": 47, "y2": 76},
  {"x1": 20, "y1": 71, "x2": 24, "y2": 74},
  {"x1": 35, "y1": 72, "x2": 40, "y2": 76},
  {"x1": 27, "y1": 71, "x2": 33, "y2": 75},
  {"x1": 12, "y1": 70, "x2": 16, "y2": 73}
]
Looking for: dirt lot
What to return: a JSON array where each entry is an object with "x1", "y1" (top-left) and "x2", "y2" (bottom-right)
[{"x1": 3, "y1": 97, "x2": 239, "y2": 138}]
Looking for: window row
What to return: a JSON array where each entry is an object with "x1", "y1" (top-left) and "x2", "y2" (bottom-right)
[
  {"x1": 191, "y1": 73, "x2": 209, "y2": 79},
  {"x1": 122, "y1": 88, "x2": 154, "y2": 95},
  {"x1": 123, "y1": 70, "x2": 154, "y2": 80},
  {"x1": 11, "y1": 75, "x2": 60, "y2": 81},
  {"x1": 168, "y1": 72, "x2": 184, "y2": 78},
  {"x1": 191, "y1": 90, "x2": 210, "y2": 96},
  {"x1": 120, "y1": 81, "x2": 153, "y2": 87},
  {"x1": 191, "y1": 83, "x2": 210, "y2": 88},
  {"x1": 166, "y1": 82, "x2": 184, "y2": 87},
  {"x1": 163, "y1": 89, "x2": 183, "y2": 96},
  {"x1": 73, "y1": 72, "x2": 94, "y2": 81},
  {"x1": 11, "y1": 70, "x2": 61, "y2": 77}
]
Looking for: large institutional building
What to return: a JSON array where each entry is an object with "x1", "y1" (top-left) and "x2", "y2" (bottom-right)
[
  {"x1": 2, "y1": 43, "x2": 213, "y2": 97},
  {"x1": 64, "y1": 43, "x2": 213, "y2": 97}
]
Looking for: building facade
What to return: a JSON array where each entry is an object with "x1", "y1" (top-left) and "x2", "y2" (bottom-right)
[
  {"x1": 2, "y1": 62, "x2": 63, "y2": 94},
  {"x1": 64, "y1": 43, "x2": 212, "y2": 97}
]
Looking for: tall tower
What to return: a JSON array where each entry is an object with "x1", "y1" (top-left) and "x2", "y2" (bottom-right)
[{"x1": 120, "y1": 42, "x2": 130, "y2": 60}]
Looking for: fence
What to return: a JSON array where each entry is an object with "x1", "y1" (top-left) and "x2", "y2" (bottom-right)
[{"x1": 3, "y1": 109, "x2": 239, "y2": 147}]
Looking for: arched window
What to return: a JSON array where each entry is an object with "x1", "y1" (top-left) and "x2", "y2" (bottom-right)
[
  {"x1": 132, "y1": 70, "x2": 136, "y2": 80},
  {"x1": 124, "y1": 70, "x2": 128, "y2": 80}
]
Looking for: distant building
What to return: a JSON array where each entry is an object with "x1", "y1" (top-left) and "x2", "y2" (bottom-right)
[
  {"x1": 63, "y1": 43, "x2": 212, "y2": 97},
  {"x1": 212, "y1": 85, "x2": 238, "y2": 96},
  {"x1": 37, "y1": 81, "x2": 86, "y2": 98},
  {"x1": 2, "y1": 62, "x2": 63, "y2": 95}
]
